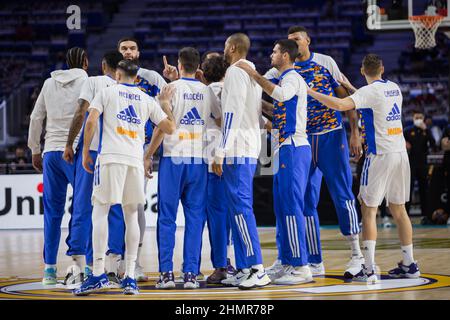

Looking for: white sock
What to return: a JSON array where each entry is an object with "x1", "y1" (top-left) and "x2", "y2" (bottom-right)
[
  {"x1": 346, "y1": 234, "x2": 363, "y2": 257},
  {"x1": 123, "y1": 204, "x2": 140, "y2": 279},
  {"x1": 45, "y1": 264, "x2": 56, "y2": 270},
  {"x1": 401, "y1": 244, "x2": 414, "y2": 266},
  {"x1": 362, "y1": 240, "x2": 376, "y2": 273},
  {"x1": 92, "y1": 203, "x2": 110, "y2": 276},
  {"x1": 252, "y1": 264, "x2": 264, "y2": 272},
  {"x1": 71, "y1": 255, "x2": 85, "y2": 274},
  {"x1": 105, "y1": 253, "x2": 120, "y2": 274}
]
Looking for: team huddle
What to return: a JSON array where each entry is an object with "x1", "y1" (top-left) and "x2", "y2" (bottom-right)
[{"x1": 27, "y1": 26, "x2": 420, "y2": 296}]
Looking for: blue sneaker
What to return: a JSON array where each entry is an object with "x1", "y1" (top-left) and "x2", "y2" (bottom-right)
[
  {"x1": 84, "y1": 266, "x2": 93, "y2": 279},
  {"x1": 388, "y1": 261, "x2": 420, "y2": 279},
  {"x1": 42, "y1": 267, "x2": 57, "y2": 285},
  {"x1": 73, "y1": 273, "x2": 109, "y2": 296},
  {"x1": 121, "y1": 276, "x2": 139, "y2": 295},
  {"x1": 353, "y1": 264, "x2": 380, "y2": 284}
]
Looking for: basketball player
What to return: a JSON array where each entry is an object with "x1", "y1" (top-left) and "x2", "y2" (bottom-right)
[
  {"x1": 63, "y1": 51, "x2": 125, "y2": 288},
  {"x1": 265, "y1": 26, "x2": 364, "y2": 279},
  {"x1": 73, "y1": 60, "x2": 175, "y2": 295},
  {"x1": 211, "y1": 33, "x2": 271, "y2": 290},
  {"x1": 118, "y1": 37, "x2": 167, "y2": 281},
  {"x1": 307, "y1": 54, "x2": 420, "y2": 283},
  {"x1": 144, "y1": 47, "x2": 208, "y2": 289},
  {"x1": 201, "y1": 53, "x2": 238, "y2": 284},
  {"x1": 235, "y1": 39, "x2": 313, "y2": 285},
  {"x1": 28, "y1": 47, "x2": 88, "y2": 285}
]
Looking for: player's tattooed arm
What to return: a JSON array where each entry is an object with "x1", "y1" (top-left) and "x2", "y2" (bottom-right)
[
  {"x1": 334, "y1": 79, "x2": 362, "y2": 160},
  {"x1": 82, "y1": 109, "x2": 100, "y2": 174},
  {"x1": 64, "y1": 99, "x2": 90, "y2": 164}
]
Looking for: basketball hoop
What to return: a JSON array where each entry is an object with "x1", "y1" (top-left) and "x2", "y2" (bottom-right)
[{"x1": 409, "y1": 15, "x2": 444, "y2": 49}]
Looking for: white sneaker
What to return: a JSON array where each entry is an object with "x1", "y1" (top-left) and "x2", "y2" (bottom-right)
[
  {"x1": 63, "y1": 265, "x2": 84, "y2": 289},
  {"x1": 344, "y1": 255, "x2": 365, "y2": 280},
  {"x1": 274, "y1": 265, "x2": 313, "y2": 285},
  {"x1": 135, "y1": 264, "x2": 148, "y2": 282},
  {"x1": 221, "y1": 269, "x2": 250, "y2": 287},
  {"x1": 308, "y1": 262, "x2": 325, "y2": 276},
  {"x1": 238, "y1": 268, "x2": 271, "y2": 290},
  {"x1": 265, "y1": 259, "x2": 282, "y2": 274}
]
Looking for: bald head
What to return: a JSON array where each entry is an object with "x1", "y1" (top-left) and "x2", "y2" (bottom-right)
[{"x1": 227, "y1": 33, "x2": 251, "y2": 55}]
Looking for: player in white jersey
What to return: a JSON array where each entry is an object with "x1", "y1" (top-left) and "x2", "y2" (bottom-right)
[
  {"x1": 144, "y1": 47, "x2": 209, "y2": 289},
  {"x1": 73, "y1": 60, "x2": 175, "y2": 296},
  {"x1": 28, "y1": 47, "x2": 88, "y2": 285},
  {"x1": 118, "y1": 37, "x2": 168, "y2": 281},
  {"x1": 63, "y1": 51, "x2": 125, "y2": 288},
  {"x1": 200, "y1": 53, "x2": 240, "y2": 284},
  {"x1": 307, "y1": 54, "x2": 419, "y2": 284},
  {"x1": 235, "y1": 39, "x2": 313, "y2": 285},
  {"x1": 211, "y1": 33, "x2": 271, "y2": 290}
]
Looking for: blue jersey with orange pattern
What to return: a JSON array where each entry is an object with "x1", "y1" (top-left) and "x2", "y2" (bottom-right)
[
  {"x1": 134, "y1": 67, "x2": 167, "y2": 144},
  {"x1": 293, "y1": 53, "x2": 342, "y2": 135}
]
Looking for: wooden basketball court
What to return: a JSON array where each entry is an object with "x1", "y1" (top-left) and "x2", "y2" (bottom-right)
[{"x1": 1, "y1": 220, "x2": 449, "y2": 300}]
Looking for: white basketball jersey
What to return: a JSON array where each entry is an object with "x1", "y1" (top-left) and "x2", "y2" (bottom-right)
[
  {"x1": 349, "y1": 79, "x2": 406, "y2": 155},
  {"x1": 89, "y1": 83, "x2": 167, "y2": 167},
  {"x1": 78, "y1": 75, "x2": 116, "y2": 152},
  {"x1": 161, "y1": 78, "x2": 209, "y2": 158}
]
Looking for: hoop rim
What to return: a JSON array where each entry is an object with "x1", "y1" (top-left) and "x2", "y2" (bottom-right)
[{"x1": 409, "y1": 15, "x2": 445, "y2": 22}]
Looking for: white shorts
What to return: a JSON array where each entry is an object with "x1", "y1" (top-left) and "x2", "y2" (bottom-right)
[
  {"x1": 92, "y1": 162, "x2": 145, "y2": 206},
  {"x1": 359, "y1": 151, "x2": 410, "y2": 207}
]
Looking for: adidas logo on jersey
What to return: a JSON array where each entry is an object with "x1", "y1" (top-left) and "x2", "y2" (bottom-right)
[
  {"x1": 180, "y1": 107, "x2": 205, "y2": 125},
  {"x1": 386, "y1": 103, "x2": 401, "y2": 121},
  {"x1": 117, "y1": 105, "x2": 141, "y2": 124}
]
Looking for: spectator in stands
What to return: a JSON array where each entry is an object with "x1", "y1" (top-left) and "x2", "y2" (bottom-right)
[
  {"x1": 425, "y1": 117, "x2": 442, "y2": 150},
  {"x1": 9, "y1": 146, "x2": 29, "y2": 172},
  {"x1": 404, "y1": 110, "x2": 436, "y2": 222}
]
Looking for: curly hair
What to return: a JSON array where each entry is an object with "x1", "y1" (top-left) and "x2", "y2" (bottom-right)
[{"x1": 201, "y1": 55, "x2": 229, "y2": 84}]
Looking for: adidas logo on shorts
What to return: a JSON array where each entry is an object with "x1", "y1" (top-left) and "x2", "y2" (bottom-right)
[
  {"x1": 180, "y1": 107, "x2": 205, "y2": 125},
  {"x1": 386, "y1": 103, "x2": 401, "y2": 121},
  {"x1": 117, "y1": 105, "x2": 141, "y2": 124}
]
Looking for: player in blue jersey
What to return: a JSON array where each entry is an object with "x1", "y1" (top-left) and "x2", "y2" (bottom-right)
[
  {"x1": 63, "y1": 51, "x2": 125, "y2": 288},
  {"x1": 265, "y1": 26, "x2": 364, "y2": 279},
  {"x1": 118, "y1": 37, "x2": 167, "y2": 281}
]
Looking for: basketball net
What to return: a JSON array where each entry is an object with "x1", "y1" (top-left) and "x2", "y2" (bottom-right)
[{"x1": 409, "y1": 15, "x2": 444, "y2": 49}]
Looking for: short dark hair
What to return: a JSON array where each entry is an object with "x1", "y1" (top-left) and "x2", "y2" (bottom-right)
[
  {"x1": 362, "y1": 54, "x2": 383, "y2": 77},
  {"x1": 412, "y1": 109, "x2": 424, "y2": 115},
  {"x1": 288, "y1": 25, "x2": 310, "y2": 37},
  {"x1": 102, "y1": 51, "x2": 124, "y2": 70},
  {"x1": 201, "y1": 51, "x2": 220, "y2": 63},
  {"x1": 66, "y1": 47, "x2": 87, "y2": 69},
  {"x1": 116, "y1": 59, "x2": 139, "y2": 77},
  {"x1": 202, "y1": 55, "x2": 229, "y2": 83},
  {"x1": 274, "y1": 39, "x2": 299, "y2": 63},
  {"x1": 179, "y1": 47, "x2": 200, "y2": 74},
  {"x1": 117, "y1": 37, "x2": 139, "y2": 50}
]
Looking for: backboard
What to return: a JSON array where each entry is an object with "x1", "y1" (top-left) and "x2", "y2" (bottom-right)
[{"x1": 366, "y1": 0, "x2": 450, "y2": 30}]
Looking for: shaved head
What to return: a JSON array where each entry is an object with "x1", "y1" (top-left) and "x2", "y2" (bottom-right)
[{"x1": 226, "y1": 33, "x2": 251, "y2": 55}]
